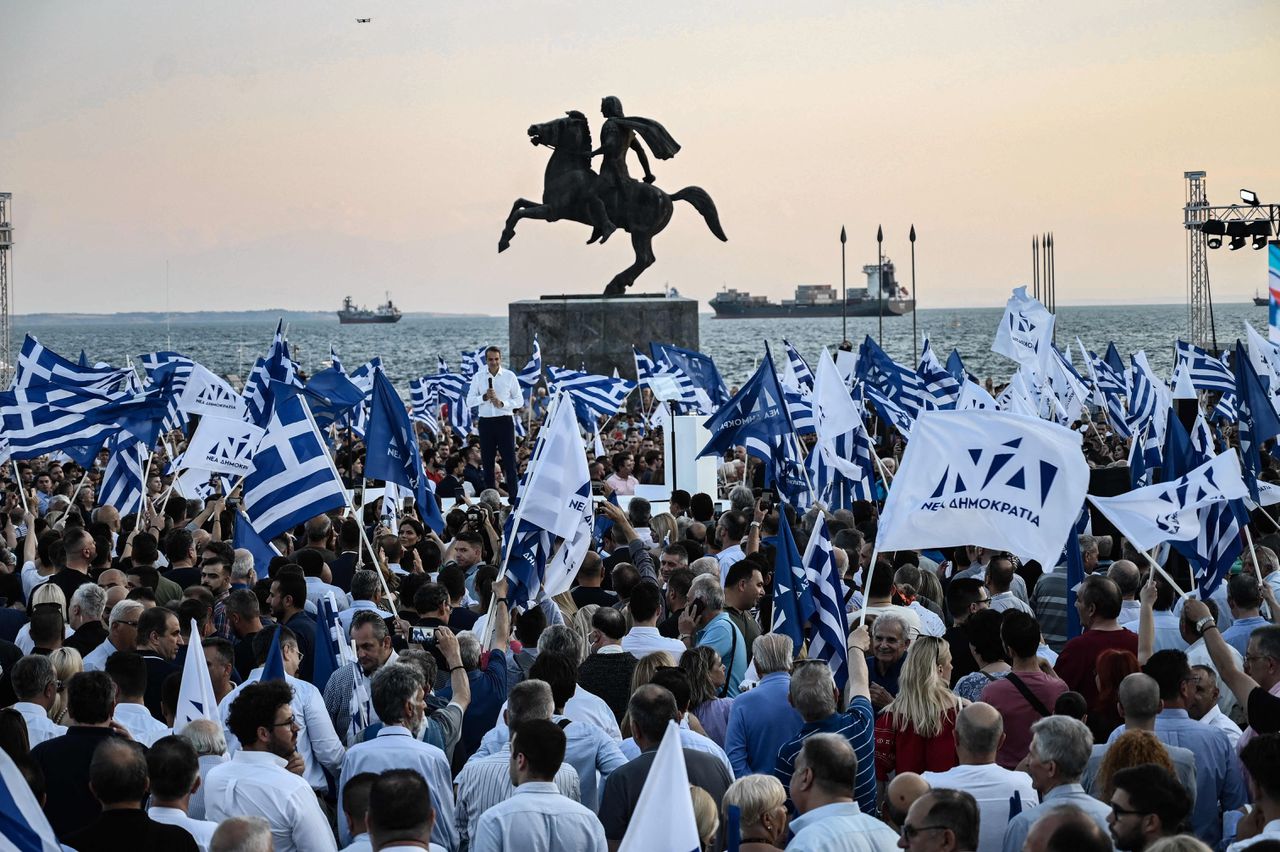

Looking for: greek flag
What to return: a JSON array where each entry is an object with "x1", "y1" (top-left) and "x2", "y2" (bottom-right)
[
  {"x1": 1210, "y1": 392, "x2": 1237, "y2": 424},
  {"x1": 366, "y1": 370, "x2": 445, "y2": 534},
  {"x1": 803, "y1": 517, "x2": 850, "y2": 693},
  {"x1": 460, "y1": 346, "x2": 488, "y2": 380},
  {"x1": 13, "y1": 335, "x2": 133, "y2": 394},
  {"x1": 344, "y1": 358, "x2": 383, "y2": 439},
  {"x1": 917, "y1": 338, "x2": 960, "y2": 410},
  {"x1": 808, "y1": 349, "x2": 875, "y2": 507},
  {"x1": 861, "y1": 384, "x2": 915, "y2": 434},
  {"x1": 409, "y1": 377, "x2": 441, "y2": 437},
  {"x1": 635, "y1": 349, "x2": 707, "y2": 413},
  {"x1": 242, "y1": 321, "x2": 302, "y2": 427},
  {"x1": 98, "y1": 435, "x2": 145, "y2": 516},
  {"x1": 1176, "y1": 340, "x2": 1235, "y2": 394},
  {"x1": 700, "y1": 345, "x2": 811, "y2": 507},
  {"x1": 650, "y1": 342, "x2": 730, "y2": 407},
  {"x1": 0, "y1": 383, "x2": 160, "y2": 461},
  {"x1": 241, "y1": 385, "x2": 348, "y2": 542},
  {"x1": 329, "y1": 344, "x2": 344, "y2": 374},
  {"x1": 781, "y1": 340, "x2": 815, "y2": 394},
  {"x1": 431, "y1": 373, "x2": 473, "y2": 440},
  {"x1": 139, "y1": 351, "x2": 195, "y2": 433},
  {"x1": 771, "y1": 503, "x2": 817, "y2": 652},
  {"x1": 857, "y1": 335, "x2": 927, "y2": 419},
  {"x1": 782, "y1": 387, "x2": 816, "y2": 435},
  {"x1": 1079, "y1": 340, "x2": 1127, "y2": 400},
  {"x1": 1126, "y1": 353, "x2": 1164, "y2": 436},
  {"x1": 1172, "y1": 498, "x2": 1249, "y2": 598},
  {"x1": 1088, "y1": 451, "x2": 1249, "y2": 551},
  {"x1": 0, "y1": 747, "x2": 62, "y2": 852},
  {"x1": 546, "y1": 365, "x2": 636, "y2": 428},
  {"x1": 518, "y1": 336, "x2": 543, "y2": 395}
]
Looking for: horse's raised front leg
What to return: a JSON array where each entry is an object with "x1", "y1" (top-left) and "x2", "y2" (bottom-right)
[{"x1": 499, "y1": 198, "x2": 543, "y2": 253}]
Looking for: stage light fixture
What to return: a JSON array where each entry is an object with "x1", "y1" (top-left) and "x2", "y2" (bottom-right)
[
  {"x1": 1241, "y1": 189, "x2": 1261, "y2": 206},
  {"x1": 1200, "y1": 218, "x2": 1226, "y2": 249},
  {"x1": 1249, "y1": 219, "x2": 1273, "y2": 250}
]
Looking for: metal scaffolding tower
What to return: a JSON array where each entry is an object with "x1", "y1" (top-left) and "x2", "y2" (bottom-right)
[
  {"x1": 0, "y1": 193, "x2": 11, "y2": 379},
  {"x1": 1183, "y1": 172, "x2": 1216, "y2": 351}
]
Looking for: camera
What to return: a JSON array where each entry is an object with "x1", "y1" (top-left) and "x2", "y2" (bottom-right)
[{"x1": 410, "y1": 626, "x2": 440, "y2": 646}]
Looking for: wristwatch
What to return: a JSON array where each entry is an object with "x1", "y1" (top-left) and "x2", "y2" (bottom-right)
[{"x1": 1194, "y1": 615, "x2": 1216, "y2": 636}]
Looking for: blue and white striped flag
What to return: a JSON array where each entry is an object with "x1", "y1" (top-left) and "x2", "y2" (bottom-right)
[
  {"x1": 518, "y1": 337, "x2": 543, "y2": 395},
  {"x1": 917, "y1": 338, "x2": 960, "y2": 410},
  {"x1": 1078, "y1": 340, "x2": 1127, "y2": 400},
  {"x1": 241, "y1": 321, "x2": 302, "y2": 427},
  {"x1": 771, "y1": 504, "x2": 817, "y2": 654},
  {"x1": 782, "y1": 387, "x2": 816, "y2": 435},
  {"x1": 0, "y1": 383, "x2": 159, "y2": 461},
  {"x1": 13, "y1": 335, "x2": 133, "y2": 394},
  {"x1": 546, "y1": 365, "x2": 636, "y2": 428},
  {"x1": 0, "y1": 747, "x2": 61, "y2": 852},
  {"x1": 1126, "y1": 352, "x2": 1164, "y2": 437},
  {"x1": 98, "y1": 435, "x2": 146, "y2": 516},
  {"x1": 781, "y1": 340, "x2": 815, "y2": 394},
  {"x1": 139, "y1": 351, "x2": 195, "y2": 433},
  {"x1": 329, "y1": 344, "x2": 345, "y2": 374},
  {"x1": 344, "y1": 358, "x2": 383, "y2": 439},
  {"x1": 857, "y1": 335, "x2": 927, "y2": 419},
  {"x1": 635, "y1": 349, "x2": 707, "y2": 413},
  {"x1": 1210, "y1": 392, "x2": 1237, "y2": 424},
  {"x1": 460, "y1": 346, "x2": 488, "y2": 380},
  {"x1": 427, "y1": 372, "x2": 473, "y2": 440},
  {"x1": 803, "y1": 517, "x2": 850, "y2": 693},
  {"x1": 241, "y1": 385, "x2": 348, "y2": 542},
  {"x1": 1172, "y1": 498, "x2": 1249, "y2": 599},
  {"x1": 1176, "y1": 340, "x2": 1235, "y2": 394},
  {"x1": 410, "y1": 377, "x2": 441, "y2": 437}
]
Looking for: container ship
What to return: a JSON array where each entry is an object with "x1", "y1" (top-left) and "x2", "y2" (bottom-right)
[
  {"x1": 337, "y1": 294, "x2": 402, "y2": 324},
  {"x1": 710, "y1": 259, "x2": 914, "y2": 318}
]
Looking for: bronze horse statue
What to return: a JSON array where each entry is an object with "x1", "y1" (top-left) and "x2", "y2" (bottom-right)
[{"x1": 498, "y1": 111, "x2": 727, "y2": 296}]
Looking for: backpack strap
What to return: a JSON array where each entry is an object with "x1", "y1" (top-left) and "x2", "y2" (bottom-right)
[{"x1": 1004, "y1": 673, "x2": 1051, "y2": 717}]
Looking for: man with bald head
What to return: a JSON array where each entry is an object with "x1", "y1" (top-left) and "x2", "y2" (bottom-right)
[
  {"x1": 883, "y1": 772, "x2": 928, "y2": 832},
  {"x1": 1023, "y1": 805, "x2": 1113, "y2": 852},
  {"x1": 1107, "y1": 559, "x2": 1141, "y2": 624},
  {"x1": 1080, "y1": 673, "x2": 1198, "y2": 807},
  {"x1": 923, "y1": 702, "x2": 1038, "y2": 852}
]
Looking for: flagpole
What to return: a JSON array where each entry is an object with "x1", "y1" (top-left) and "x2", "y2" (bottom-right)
[
  {"x1": 858, "y1": 547, "x2": 880, "y2": 627},
  {"x1": 1137, "y1": 550, "x2": 1191, "y2": 600},
  {"x1": 11, "y1": 461, "x2": 28, "y2": 515},
  {"x1": 298, "y1": 393, "x2": 396, "y2": 607},
  {"x1": 1245, "y1": 524, "x2": 1264, "y2": 583}
]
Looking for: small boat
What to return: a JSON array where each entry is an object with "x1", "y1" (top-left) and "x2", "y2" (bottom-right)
[
  {"x1": 338, "y1": 293, "x2": 402, "y2": 324},
  {"x1": 1255, "y1": 290, "x2": 1269, "y2": 307}
]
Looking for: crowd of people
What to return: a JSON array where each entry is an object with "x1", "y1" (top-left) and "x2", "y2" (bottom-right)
[{"x1": 6, "y1": 349, "x2": 1280, "y2": 852}]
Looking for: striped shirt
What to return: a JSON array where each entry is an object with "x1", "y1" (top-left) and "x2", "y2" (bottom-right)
[
  {"x1": 774, "y1": 696, "x2": 877, "y2": 818},
  {"x1": 454, "y1": 743, "x2": 580, "y2": 852},
  {"x1": 1031, "y1": 569, "x2": 1068, "y2": 651}
]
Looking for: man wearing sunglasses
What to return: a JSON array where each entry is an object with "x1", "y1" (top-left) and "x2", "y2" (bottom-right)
[
  {"x1": 1106, "y1": 764, "x2": 1190, "y2": 851},
  {"x1": 896, "y1": 788, "x2": 980, "y2": 852}
]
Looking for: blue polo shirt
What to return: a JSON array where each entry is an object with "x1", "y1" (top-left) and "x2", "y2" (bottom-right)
[
  {"x1": 695, "y1": 612, "x2": 747, "y2": 697},
  {"x1": 774, "y1": 696, "x2": 877, "y2": 818}
]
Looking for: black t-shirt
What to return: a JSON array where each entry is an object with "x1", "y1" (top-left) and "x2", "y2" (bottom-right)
[
  {"x1": 572, "y1": 586, "x2": 619, "y2": 609},
  {"x1": 1249, "y1": 686, "x2": 1280, "y2": 735}
]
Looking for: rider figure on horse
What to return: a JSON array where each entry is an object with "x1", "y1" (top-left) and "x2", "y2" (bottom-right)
[{"x1": 586, "y1": 95, "x2": 681, "y2": 244}]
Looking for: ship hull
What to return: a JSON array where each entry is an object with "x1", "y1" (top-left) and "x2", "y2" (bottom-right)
[
  {"x1": 710, "y1": 299, "x2": 915, "y2": 319},
  {"x1": 337, "y1": 313, "x2": 402, "y2": 324},
  {"x1": 1255, "y1": 297, "x2": 1269, "y2": 307}
]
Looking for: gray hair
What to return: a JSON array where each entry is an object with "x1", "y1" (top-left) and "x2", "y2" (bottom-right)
[
  {"x1": 71, "y1": 582, "x2": 107, "y2": 622},
  {"x1": 350, "y1": 570, "x2": 381, "y2": 602},
  {"x1": 458, "y1": 632, "x2": 481, "y2": 670},
  {"x1": 752, "y1": 634, "x2": 793, "y2": 676},
  {"x1": 507, "y1": 679, "x2": 554, "y2": 729},
  {"x1": 108, "y1": 599, "x2": 145, "y2": 627},
  {"x1": 478, "y1": 489, "x2": 503, "y2": 514},
  {"x1": 1029, "y1": 716, "x2": 1093, "y2": 781},
  {"x1": 789, "y1": 661, "x2": 837, "y2": 720},
  {"x1": 538, "y1": 624, "x2": 583, "y2": 660},
  {"x1": 728, "y1": 485, "x2": 755, "y2": 512},
  {"x1": 1255, "y1": 545, "x2": 1279, "y2": 575},
  {"x1": 689, "y1": 556, "x2": 720, "y2": 579},
  {"x1": 1117, "y1": 672, "x2": 1161, "y2": 721},
  {"x1": 872, "y1": 611, "x2": 912, "y2": 641},
  {"x1": 688, "y1": 574, "x2": 725, "y2": 613},
  {"x1": 1078, "y1": 534, "x2": 1098, "y2": 556},
  {"x1": 231, "y1": 549, "x2": 256, "y2": 582},
  {"x1": 179, "y1": 718, "x2": 227, "y2": 756},
  {"x1": 12, "y1": 654, "x2": 56, "y2": 701},
  {"x1": 371, "y1": 663, "x2": 425, "y2": 726},
  {"x1": 210, "y1": 816, "x2": 273, "y2": 852}
]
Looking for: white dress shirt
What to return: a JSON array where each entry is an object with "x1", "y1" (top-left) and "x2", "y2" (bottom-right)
[
  {"x1": 1200, "y1": 703, "x2": 1243, "y2": 749},
  {"x1": 112, "y1": 702, "x2": 171, "y2": 746},
  {"x1": 621, "y1": 626, "x2": 685, "y2": 663},
  {"x1": 1187, "y1": 636, "x2": 1244, "y2": 716},
  {"x1": 148, "y1": 806, "x2": 218, "y2": 852},
  {"x1": 488, "y1": 685, "x2": 623, "y2": 744},
  {"x1": 12, "y1": 702, "x2": 65, "y2": 746},
  {"x1": 218, "y1": 667, "x2": 346, "y2": 791},
  {"x1": 188, "y1": 753, "x2": 228, "y2": 820},
  {"x1": 1231, "y1": 819, "x2": 1280, "y2": 851},
  {"x1": 204, "y1": 750, "x2": 337, "y2": 852},
  {"x1": 13, "y1": 622, "x2": 74, "y2": 653},
  {"x1": 473, "y1": 781, "x2": 607, "y2": 852},
  {"x1": 455, "y1": 743, "x2": 581, "y2": 850},
  {"x1": 337, "y1": 725, "x2": 458, "y2": 851},
  {"x1": 83, "y1": 636, "x2": 128, "y2": 672},
  {"x1": 466, "y1": 367, "x2": 523, "y2": 419},
  {"x1": 785, "y1": 801, "x2": 900, "y2": 852},
  {"x1": 923, "y1": 763, "x2": 1039, "y2": 852},
  {"x1": 619, "y1": 726, "x2": 732, "y2": 776},
  {"x1": 715, "y1": 545, "x2": 746, "y2": 582}
]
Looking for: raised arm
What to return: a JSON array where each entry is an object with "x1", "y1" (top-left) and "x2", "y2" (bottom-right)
[
  {"x1": 1183, "y1": 596, "x2": 1259, "y2": 707},
  {"x1": 1137, "y1": 577, "x2": 1156, "y2": 666}
]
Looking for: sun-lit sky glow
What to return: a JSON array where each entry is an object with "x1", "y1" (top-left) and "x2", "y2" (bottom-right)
[{"x1": 3, "y1": 2, "x2": 1278, "y2": 314}]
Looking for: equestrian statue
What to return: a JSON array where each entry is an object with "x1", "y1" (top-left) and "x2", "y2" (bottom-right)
[{"x1": 498, "y1": 96, "x2": 727, "y2": 296}]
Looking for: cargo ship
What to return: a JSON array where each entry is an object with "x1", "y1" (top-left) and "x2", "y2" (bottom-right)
[
  {"x1": 337, "y1": 294, "x2": 402, "y2": 324},
  {"x1": 709, "y1": 259, "x2": 915, "y2": 318},
  {"x1": 1255, "y1": 290, "x2": 1269, "y2": 307}
]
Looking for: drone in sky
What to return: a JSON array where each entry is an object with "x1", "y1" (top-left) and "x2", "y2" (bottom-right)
[{"x1": 356, "y1": 18, "x2": 371, "y2": 23}]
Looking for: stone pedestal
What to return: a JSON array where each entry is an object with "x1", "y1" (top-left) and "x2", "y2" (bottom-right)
[{"x1": 508, "y1": 294, "x2": 699, "y2": 380}]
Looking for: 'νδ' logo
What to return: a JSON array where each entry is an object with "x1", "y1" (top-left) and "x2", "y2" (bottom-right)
[
  {"x1": 1155, "y1": 512, "x2": 1181, "y2": 535},
  {"x1": 916, "y1": 437, "x2": 1059, "y2": 527},
  {"x1": 207, "y1": 434, "x2": 253, "y2": 472},
  {"x1": 195, "y1": 381, "x2": 239, "y2": 412}
]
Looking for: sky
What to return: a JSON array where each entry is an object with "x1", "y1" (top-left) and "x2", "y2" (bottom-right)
[{"x1": 3, "y1": 2, "x2": 1278, "y2": 315}]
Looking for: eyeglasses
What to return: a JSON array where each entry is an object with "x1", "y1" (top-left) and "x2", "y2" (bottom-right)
[
  {"x1": 1246, "y1": 653, "x2": 1274, "y2": 665},
  {"x1": 793, "y1": 659, "x2": 829, "y2": 669},
  {"x1": 974, "y1": 596, "x2": 992, "y2": 605},
  {"x1": 900, "y1": 824, "x2": 950, "y2": 841},
  {"x1": 1109, "y1": 802, "x2": 1148, "y2": 818},
  {"x1": 270, "y1": 716, "x2": 298, "y2": 728},
  {"x1": 115, "y1": 620, "x2": 139, "y2": 628}
]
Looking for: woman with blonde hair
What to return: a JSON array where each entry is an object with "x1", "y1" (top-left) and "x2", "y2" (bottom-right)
[
  {"x1": 16, "y1": 583, "x2": 72, "y2": 653},
  {"x1": 690, "y1": 785, "x2": 719, "y2": 852},
  {"x1": 874, "y1": 635, "x2": 964, "y2": 780},
  {"x1": 680, "y1": 645, "x2": 734, "y2": 747},
  {"x1": 47, "y1": 646, "x2": 83, "y2": 725},
  {"x1": 619, "y1": 650, "x2": 675, "y2": 734},
  {"x1": 1093, "y1": 729, "x2": 1176, "y2": 801},
  {"x1": 649, "y1": 512, "x2": 678, "y2": 549},
  {"x1": 722, "y1": 774, "x2": 788, "y2": 850},
  {"x1": 569, "y1": 604, "x2": 601, "y2": 663},
  {"x1": 1145, "y1": 837, "x2": 1212, "y2": 852}
]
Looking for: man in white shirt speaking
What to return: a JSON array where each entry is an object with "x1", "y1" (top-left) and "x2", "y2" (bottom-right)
[{"x1": 466, "y1": 346, "x2": 524, "y2": 500}]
